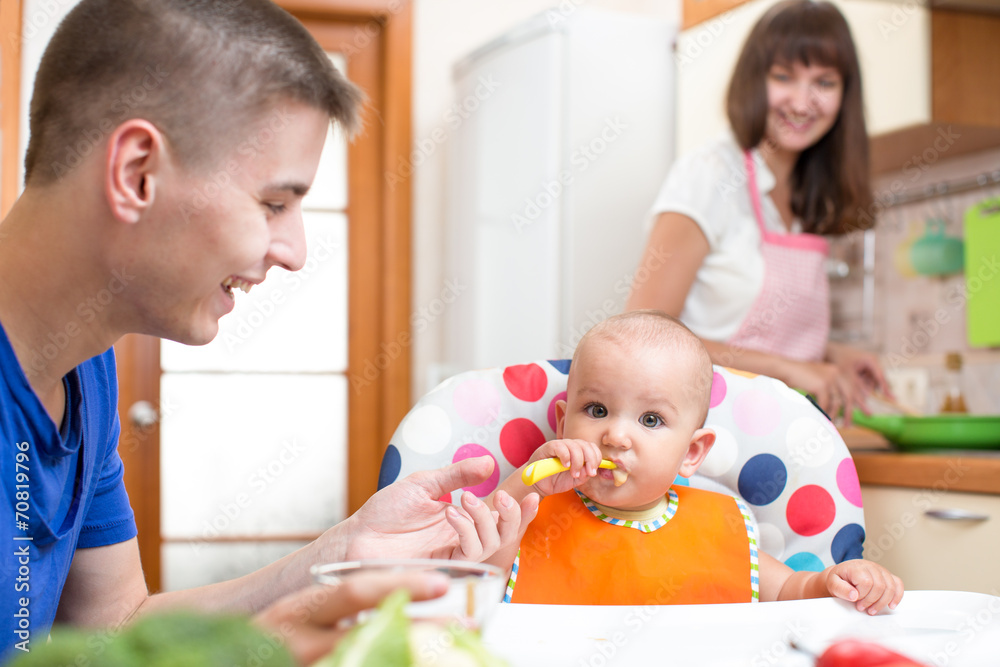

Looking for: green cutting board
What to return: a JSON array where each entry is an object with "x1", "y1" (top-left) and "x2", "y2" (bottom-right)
[{"x1": 965, "y1": 199, "x2": 1000, "y2": 347}]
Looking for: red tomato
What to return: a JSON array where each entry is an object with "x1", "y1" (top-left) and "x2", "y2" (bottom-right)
[{"x1": 817, "y1": 640, "x2": 930, "y2": 667}]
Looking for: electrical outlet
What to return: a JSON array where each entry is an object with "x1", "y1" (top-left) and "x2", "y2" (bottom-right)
[{"x1": 885, "y1": 367, "x2": 929, "y2": 414}]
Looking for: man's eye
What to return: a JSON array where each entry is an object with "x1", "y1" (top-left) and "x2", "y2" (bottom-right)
[
  {"x1": 586, "y1": 404, "x2": 608, "y2": 418},
  {"x1": 265, "y1": 203, "x2": 287, "y2": 215},
  {"x1": 641, "y1": 413, "x2": 662, "y2": 428}
]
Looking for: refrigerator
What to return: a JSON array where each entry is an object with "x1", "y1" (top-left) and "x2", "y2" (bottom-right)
[{"x1": 443, "y1": 7, "x2": 678, "y2": 375}]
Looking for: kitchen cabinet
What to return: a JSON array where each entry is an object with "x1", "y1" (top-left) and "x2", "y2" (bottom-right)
[
  {"x1": 861, "y1": 485, "x2": 1000, "y2": 595},
  {"x1": 675, "y1": 0, "x2": 1000, "y2": 171},
  {"x1": 871, "y1": 7, "x2": 1000, "y2": 174}
]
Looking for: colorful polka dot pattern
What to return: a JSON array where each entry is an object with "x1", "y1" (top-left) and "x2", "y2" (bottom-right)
[{"x1": 381, "y1": 361, "x2": 866, "y2": 572}]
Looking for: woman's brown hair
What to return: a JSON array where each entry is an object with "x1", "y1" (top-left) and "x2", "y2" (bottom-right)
[{"x1": 726, "y1": 0, "x2": 873, "y2": 235}]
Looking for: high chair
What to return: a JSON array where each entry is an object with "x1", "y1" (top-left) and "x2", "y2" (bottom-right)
[{"x1": 379, "y1": 361, "x2": 866, "y2": 571}]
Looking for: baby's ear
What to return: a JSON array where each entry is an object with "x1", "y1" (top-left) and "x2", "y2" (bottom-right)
[
  {"x1": 677, "y1": 427, "x2": 716, "y2": 478},
  {"x1": 554, "y1": 400, "x2": 568, "y2": 439}
]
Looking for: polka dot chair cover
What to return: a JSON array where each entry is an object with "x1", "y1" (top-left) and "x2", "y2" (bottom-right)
[{"x1": 379, "y1": 361, "x2": 866, "y2": 571}]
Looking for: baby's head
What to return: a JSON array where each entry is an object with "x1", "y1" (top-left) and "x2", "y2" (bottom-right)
[{"x1": 555, "y1": 310, "x2": 716, "y2": 511}]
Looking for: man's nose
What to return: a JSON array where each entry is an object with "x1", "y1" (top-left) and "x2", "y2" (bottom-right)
[{"x1": 267, "y1": 207, "x2": 308, "y2": 272}]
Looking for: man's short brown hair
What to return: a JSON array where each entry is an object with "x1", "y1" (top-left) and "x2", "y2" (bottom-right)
[{"x1": 25, "y1": 0, "x2": 363, "y2": 184}]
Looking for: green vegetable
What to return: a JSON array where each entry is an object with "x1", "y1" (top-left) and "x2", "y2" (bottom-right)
[
  {"x1": 313, "y1": 590, "x2": 412, "y2": 667},
  {"x1": 10, "y1": 611, "x2": 296, "y2": 667},
  {"x1": 312, "y1": 591, "x2": 507, "y2": 667}
]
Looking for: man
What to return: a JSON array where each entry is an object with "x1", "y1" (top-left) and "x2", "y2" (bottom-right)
[{"x1": 0, "y1": 1, "x2": 538, "y2": 662}]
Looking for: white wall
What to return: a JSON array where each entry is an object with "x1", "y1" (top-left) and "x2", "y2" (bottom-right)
[{"x1": 17, "y1": 0, "x2": 78, "y2": 187}]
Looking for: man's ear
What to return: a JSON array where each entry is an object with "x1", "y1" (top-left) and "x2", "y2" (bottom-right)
[
  {"x1": 554, "y1": 399, "x2": 567, "y2": 439},
  {"x1": 105, "y1": 119, "x2": 163, "y2": 224},
  {"x1": 677, "y1": 427, "x2": 716, "y2": 478}
]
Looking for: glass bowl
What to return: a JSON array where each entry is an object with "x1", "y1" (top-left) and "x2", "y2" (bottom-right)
[{"x1": 310, "y1": 558, "x2": 507, "y2": 631}]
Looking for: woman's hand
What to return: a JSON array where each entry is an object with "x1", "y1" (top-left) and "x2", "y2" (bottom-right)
[
  {"x1": 826, "y1": 342, "x2": 892, "y2": 407},
  {"x1": 777, "y1": 358, "x2": 860, "y2": 425}
]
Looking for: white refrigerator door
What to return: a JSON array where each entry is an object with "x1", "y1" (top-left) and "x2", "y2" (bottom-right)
[
  {"x1": 448, "y1": 27, "x2": 565, "y2": 370},
  {"x1": 445, "y1": 10, "x2": 676, "y2": 374}
]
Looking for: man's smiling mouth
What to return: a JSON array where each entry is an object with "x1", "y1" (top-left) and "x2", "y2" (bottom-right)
[{"x1": 222, "y1": 276, "x2": 255, "y2": 297}]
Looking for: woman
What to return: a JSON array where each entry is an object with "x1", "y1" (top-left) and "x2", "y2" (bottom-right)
[{"x1": 626, "y1": 0, "x2": 890, "y2": 421}]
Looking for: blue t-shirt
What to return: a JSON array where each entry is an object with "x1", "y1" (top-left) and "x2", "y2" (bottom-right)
[{"x1": 1, "y1": 321, "x2": 137, "y2": 659}]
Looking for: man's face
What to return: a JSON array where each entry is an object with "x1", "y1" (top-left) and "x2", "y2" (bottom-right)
[
  {"x1": 557, "y1": 337, "x2": 709, "y2": 512},
  {"x1": 132, "y1": 100, "x2": 329, "y2": 345}
]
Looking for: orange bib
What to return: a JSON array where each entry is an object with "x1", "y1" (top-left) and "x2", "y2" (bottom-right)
[{"x1": 510, "y1": 486, "x2": 757, "y2": 605}]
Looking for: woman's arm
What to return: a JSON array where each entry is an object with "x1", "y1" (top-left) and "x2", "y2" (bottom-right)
[
  {"x1": 701, "y1": 340, "x2": 853, "y2": 418},
  {"x1": 625, "y1": 212, "x2": 710, "y2": 314}
]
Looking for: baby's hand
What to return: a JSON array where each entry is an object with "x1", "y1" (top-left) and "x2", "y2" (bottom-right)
[
  {"x1": 525, "y1": 438, "x2": 603, "y2": 497},
  {"x1": 824, "y1": 559, "x2": 904, "y2": 615}
]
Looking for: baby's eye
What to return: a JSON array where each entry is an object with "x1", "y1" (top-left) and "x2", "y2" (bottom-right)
[
  {"x1": 585, "y1": 404, "x2": 608, "y2": 419},
  {"x1": 640, "y1": 413, "x2": 663, "y2": 428}
]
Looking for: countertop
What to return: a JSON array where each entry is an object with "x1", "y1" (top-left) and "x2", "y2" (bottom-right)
[{"x1": 841, "y1": 426, "x2": 1000, "y2": 495}]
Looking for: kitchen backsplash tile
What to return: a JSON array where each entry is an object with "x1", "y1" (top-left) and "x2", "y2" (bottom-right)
[{"x1": 830, "y1": 144, "x2": 1000, "y2": 415}]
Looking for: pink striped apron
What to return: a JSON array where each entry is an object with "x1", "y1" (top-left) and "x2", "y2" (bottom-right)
[{"x1": 726, "y1": 151, "x2": 830, "y2": 362}]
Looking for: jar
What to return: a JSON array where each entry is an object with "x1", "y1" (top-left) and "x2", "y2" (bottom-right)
[{"x1": 939, "y1": 352, "x2": 968, "y2": 414}]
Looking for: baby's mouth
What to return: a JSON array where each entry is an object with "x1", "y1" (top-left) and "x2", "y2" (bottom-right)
[
  {"x1": 599, "y1": 466, "x2": 629, "y2": 487},
  {"x1": 222, "y1": 276, "x2": 254, "y2": 297}
]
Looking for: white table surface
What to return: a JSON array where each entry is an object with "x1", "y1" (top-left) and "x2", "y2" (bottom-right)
[{"x1": 482, "y1": 591, "x2": 1000, "y2": 666}]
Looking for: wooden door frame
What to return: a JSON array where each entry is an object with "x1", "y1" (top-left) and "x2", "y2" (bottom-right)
[
  {"x1": 1, "y1": 0, "x2": 22, "y2": 217},
  {"x1": 114, "y1": 335, "x2": 162, "y2": 591},
  {"x1": 279, "y1": 0, "x2": 414, "y2": 514}
]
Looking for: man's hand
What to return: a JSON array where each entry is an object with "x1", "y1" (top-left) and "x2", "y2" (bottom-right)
[
  {"x1": 338, "y1": 456, "x2": 539, "y2": 563},
  {"x1": 254, "y1": 571, "x2": 449, "y2": 666}
]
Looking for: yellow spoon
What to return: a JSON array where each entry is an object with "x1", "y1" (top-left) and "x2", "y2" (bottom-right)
[{"x1": 522, "y1": 457, "x2": 617, "y2": 486}]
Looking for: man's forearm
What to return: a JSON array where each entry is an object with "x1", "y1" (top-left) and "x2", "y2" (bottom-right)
[{"x1": 137, "y1": 519, "x2": 354, "y2": 617}]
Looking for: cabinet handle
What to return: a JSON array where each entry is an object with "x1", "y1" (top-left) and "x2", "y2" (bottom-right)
[{"x1": 924, "y1": 509, "x2": 990, "y2": 522}]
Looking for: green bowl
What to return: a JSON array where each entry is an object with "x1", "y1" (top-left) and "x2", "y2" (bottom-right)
[{"x1": 852, "y1": 411, "x2": 1000, "y2": 451}]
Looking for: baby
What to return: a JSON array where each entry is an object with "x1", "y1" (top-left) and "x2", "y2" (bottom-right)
[{"x1": 487, "y1": 310, "x2": 903, "y2": 612}]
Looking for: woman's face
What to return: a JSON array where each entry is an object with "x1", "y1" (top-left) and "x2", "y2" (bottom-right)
[{"x1": 764, "y1": 60, "x2": 844, "y2": 155}]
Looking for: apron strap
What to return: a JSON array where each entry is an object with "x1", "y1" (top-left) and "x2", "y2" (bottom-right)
[
  {"x1": 744, "y1": 149, "x2": 769, "y2": 238},
  {"x1": 744, "y1": 149, "x2": 829, "y2": 254}
]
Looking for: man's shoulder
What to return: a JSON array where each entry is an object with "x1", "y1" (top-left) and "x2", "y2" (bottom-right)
[
  {"x1": 76, "y1": 347, "x2": 119, "y2": 405},
  {"x1": 79, "y1": 347, "x2": 118, "y2": 380}
]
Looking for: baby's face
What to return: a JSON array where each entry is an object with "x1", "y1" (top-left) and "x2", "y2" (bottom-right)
[{"x1": 559, "y1": 338, "x2": 707, "y2": 512}]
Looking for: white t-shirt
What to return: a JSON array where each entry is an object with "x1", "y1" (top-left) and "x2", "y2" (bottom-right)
[{"x1": 648, "y1": 134, "x2": 802, "y2": 342}]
